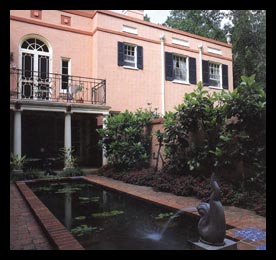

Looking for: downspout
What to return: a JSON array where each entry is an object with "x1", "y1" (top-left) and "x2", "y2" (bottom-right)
[
  {"x1": 160, "y1": 34, "x2": 165, "y2": 116},
  {"x1": 198, "y1": 43, "x2": 203, "y2": 84}
]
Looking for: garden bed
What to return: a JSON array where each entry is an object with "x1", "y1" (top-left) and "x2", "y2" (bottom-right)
[{"x1": 98, "y1": 166, "x2": 266, "y2": 217}]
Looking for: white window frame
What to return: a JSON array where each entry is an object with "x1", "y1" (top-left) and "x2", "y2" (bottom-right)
[
  {"x1": 123, "y1": 43, "x2": 137, "y2": 69},
  {"x1": 60, "y1": 57, "x2": 71, "y2": 93},
  {"x1": 172, "y1": 54, "x2": 189, "y2": 84},
  {"x1": 19, "y1": 34, "x2": 52, "y2": 74},
  {"x1": 19, "y1": 35, "x2": 52, "y2": 100},
  {"x1": 209, "y1": 62, "x2": 222, "y2": 89}
]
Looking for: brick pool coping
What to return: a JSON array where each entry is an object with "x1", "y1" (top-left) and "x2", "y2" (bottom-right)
[
  {"x1": 15, "y1": 179, "x2": 84, "y2": 250},
  {"x1": 15, "y1": 175, "x2": 266, "y2": 250}
]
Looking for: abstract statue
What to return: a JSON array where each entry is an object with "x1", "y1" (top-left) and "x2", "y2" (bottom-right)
[{"x1": 197, "y1": 172, "x2": 226, "y2": 246}]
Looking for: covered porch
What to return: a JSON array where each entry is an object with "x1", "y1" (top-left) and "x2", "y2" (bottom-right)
[{"x1": 10, "y1": 100, "x2": 110, "y2": 170}]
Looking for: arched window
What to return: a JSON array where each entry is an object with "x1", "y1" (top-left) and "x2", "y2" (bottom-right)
[
  {"x1": 20, "y1": 36, "x2": 51, "y2": 100},
  {"x1": 21, "y1": 38, "x2": 49, "y2": 52}
]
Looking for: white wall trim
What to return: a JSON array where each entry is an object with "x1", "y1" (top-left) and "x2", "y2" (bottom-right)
[
  {"x1": 122, "y1": 25, "x2": 138, "y2": 34},
  {"x1": 172, "y1": 37, "x2": 189, "y2": 47},
  {"x1": 207, "y1": 47, "x2": 222, "y2": 55}
]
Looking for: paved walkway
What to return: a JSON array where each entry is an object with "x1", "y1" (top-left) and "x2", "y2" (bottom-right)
[
  {"x1": 10, "y1": 175, "x2": 266, "y2": 250},
  {"x1": 10, "y1": 184, "x2": 53, "y2": 250}
]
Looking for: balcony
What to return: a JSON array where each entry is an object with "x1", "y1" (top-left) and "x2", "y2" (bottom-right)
[{"x1": 10, "y1": 69, "x2": 106, "y2": 105}]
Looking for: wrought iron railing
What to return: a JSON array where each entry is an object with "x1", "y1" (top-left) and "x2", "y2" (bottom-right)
[{"x1": 10, "y1": 69, "x2": 106, "y2": 105}]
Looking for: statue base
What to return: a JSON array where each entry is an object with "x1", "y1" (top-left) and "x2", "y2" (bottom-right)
[{"x1": 191, "y1": 238, "x2": 237, "y2": 250}]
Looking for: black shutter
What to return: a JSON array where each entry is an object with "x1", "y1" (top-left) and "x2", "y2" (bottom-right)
[
  {"x1": 189, "y1": 57, "x2": 197, "y2": 84},
  {"x1": 222, "y1": 64, "x2": 229, "y2": 89},
  {"x1": 202, "y1": 60, "x2": 210, "y2": 86},
  {"x1": 118, "y1": 42, "x2": 124, "y2": 66},
  {"x1": 165, "y1": 52, "x2": 173, "y2": 81},
  {"x1": 137, "y1": 46, "x2": 143, "y2": 69}
]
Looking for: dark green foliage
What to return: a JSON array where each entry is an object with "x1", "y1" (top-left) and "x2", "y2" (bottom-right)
[
  {"x1": 163, "y1": 10, "x2": 226, "y2": 41},
  {"x1": 62, "y1": 167, "x2": 83, "y2": 177},
  {"x1": 163, "y1": 76, "x2": 266, "y2": 191},
  {"x1": 214, "y1": 74, "x2": 266, "y2": 189},
  {"x1": 99, "y1": 168, "x2": 265, "y2": 217},
  {"x1": 97, "y1": 109, "x2": 157, "y2": 171},
  {"x1": 163, "y1": 10, "x2": 266, "y2": 89},
  {"x1": 163, "y1": 82, "x2": 224, "y2": 176},
  {"x1": 230, "y1": 10, "x2": 266, "y2": 88},
  {"x1": 144, "y1": 14, "x2": 150, "y2": 22}
]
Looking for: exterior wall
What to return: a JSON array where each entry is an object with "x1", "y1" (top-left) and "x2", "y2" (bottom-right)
[
  {"x1": 10, "y1": 10, "x2": 93, "y2": 78},
  {"x1": 93, "y1": 11, "x2": 233, "y2": 112},
  {"x1": 10, "y1": 9, "x2": 233, "y2": 113}
]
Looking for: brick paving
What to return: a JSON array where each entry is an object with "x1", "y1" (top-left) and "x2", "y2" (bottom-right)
[
  {"x1": 10, "y1": 175, "x2": 266, "y2": 250},
  {"x1": 10, "y1": 184, "x2": 53, "y2": 250}
]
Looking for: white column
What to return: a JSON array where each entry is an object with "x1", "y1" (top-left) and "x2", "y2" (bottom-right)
[
  {"x1": 13, "y1": 109, "x2": 22, "y2": 159},
  {"x1": 160, "y1": 34, "x2": 165, "y2": 116},
  {"x1": 198, "y1": 44, "x2": 203, "y2": 83},
  {"x1": 64, "y1": 112, "x2": 72, "y2": 168},
  {"x1": 102, "y1": 115, "x2": 108, "y2": 166}
]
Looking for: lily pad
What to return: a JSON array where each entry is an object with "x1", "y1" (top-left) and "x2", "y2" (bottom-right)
[
  {"x1": 154, "y1": 212, "x2": 174, "y2": 220},
  {"x1": 32, "y1": 186, "x2": 53, "y2": 192},
  {"x1": 55, "y1": 187, "x2": 81, "y2": 194},
  {"x1": 74, "y1": 216, "x2": 86, "y2": 220},
  {"x1": 92, "y1": 210, "x2": 124, "y2": 218},
  {"x1": 79, "y1": 196, "x2": 100, "y2": 203},
  {"x1": 70, "y1": 225, "x2": 96, "y2": 236}
]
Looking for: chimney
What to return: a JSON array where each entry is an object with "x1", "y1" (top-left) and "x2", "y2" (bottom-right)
[{"x1": 122, "y1": 10, "x2": 144, "y2": 20}]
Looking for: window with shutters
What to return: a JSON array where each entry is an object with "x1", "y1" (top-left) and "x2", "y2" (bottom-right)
[
  {"x1": 165, "y1": 52, "x2": 196, "y2": 84},
  {"x1": 118, "y1": 42, "x2": 143, "y2": 70},
  {"x1": 173, "y1": 55, "x2": 188, "y2": 82},
  {"x1": 209, "y1": 62, "x2": 221, "y2": 88},
  {"x1": 124, "y1": 44, "x2": 137, "y2": 68}
]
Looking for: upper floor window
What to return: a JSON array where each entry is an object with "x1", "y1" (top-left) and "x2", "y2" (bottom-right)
[
  {"x1": 202, "y1": 60, "x2": 228, "y2": 89},
  {"x1": 165, "y1": 52, "x2": 196, "y2": 84},
  {"x1": 118, "y1": 42, "x2": 143, "y2": 69},
  {"x1": 173, "y1": 55, "x2": 188, "y2": 82},
  {"x1": 61, "y1": 58, "x2": 70, "y2": 90},
  {"x1": 209, "y1": 62, "x2": 221, "y2": 87},
  {"x1": 124, "y1": 44, "x2": 136, "y2": 68},
  {"x1": 21, "y1": 38, "x2": 49, "y2": 52}
]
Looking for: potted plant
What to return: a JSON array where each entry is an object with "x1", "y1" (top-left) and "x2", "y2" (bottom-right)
[
  {"x1": 69, "y1": 84, "x2": 84, "y2": 102},
  {"x1": 10, "y1": 153, "x2": 26, "y2": 175}
]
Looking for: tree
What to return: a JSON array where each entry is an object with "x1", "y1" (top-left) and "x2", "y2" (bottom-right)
[
  {"x1": 229, "y1": 10, "x2": 266, "y2": 88},
  {"x1": 144, "y1": 13, "x2": 151, "y2": 22},
  {"x1": 163, "y1": 10, "x2": 266, "y2": 89},
  {"x1": 163, "y1": 10, "x2": 226, "y2": 41}
]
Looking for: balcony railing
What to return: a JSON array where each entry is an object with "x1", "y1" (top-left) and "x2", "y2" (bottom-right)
[{"x1": 10, "y1": 69, "x2": 106, "y2": 105}]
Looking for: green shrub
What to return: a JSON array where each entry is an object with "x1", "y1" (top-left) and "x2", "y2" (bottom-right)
[
  {"x1": 162, "y1": 76, "x2": 266, "y2": 189},
  {"x1": 97, "y1": 109, "x2": 157, "y2": 171}
]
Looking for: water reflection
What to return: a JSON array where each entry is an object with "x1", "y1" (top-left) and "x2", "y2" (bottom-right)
[{"x1": 64, "y1": 185, "x2": 72, "y2": 230}]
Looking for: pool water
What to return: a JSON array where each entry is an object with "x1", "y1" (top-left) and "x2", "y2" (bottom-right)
[{"x1": 28, "y1": 179, "x2": 199, "y2": 250}]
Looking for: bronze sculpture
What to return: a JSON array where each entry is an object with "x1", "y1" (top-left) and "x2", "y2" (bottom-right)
[{"x1": 197, "y1": 172, "x2": 226, "y2": 246}]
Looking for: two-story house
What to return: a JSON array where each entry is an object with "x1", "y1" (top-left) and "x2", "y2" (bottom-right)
[{"x1": 10, "y1": 10, "x2": 233, "y2": 169}]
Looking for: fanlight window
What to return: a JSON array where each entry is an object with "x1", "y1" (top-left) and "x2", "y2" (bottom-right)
[{"x1": 21, "y1": 38, "x2": 49, "y2": 52}]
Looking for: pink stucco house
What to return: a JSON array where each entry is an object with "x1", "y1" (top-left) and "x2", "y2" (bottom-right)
[{"x1": 10, "y1": 10, "x2": 233, "y2": 169}]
